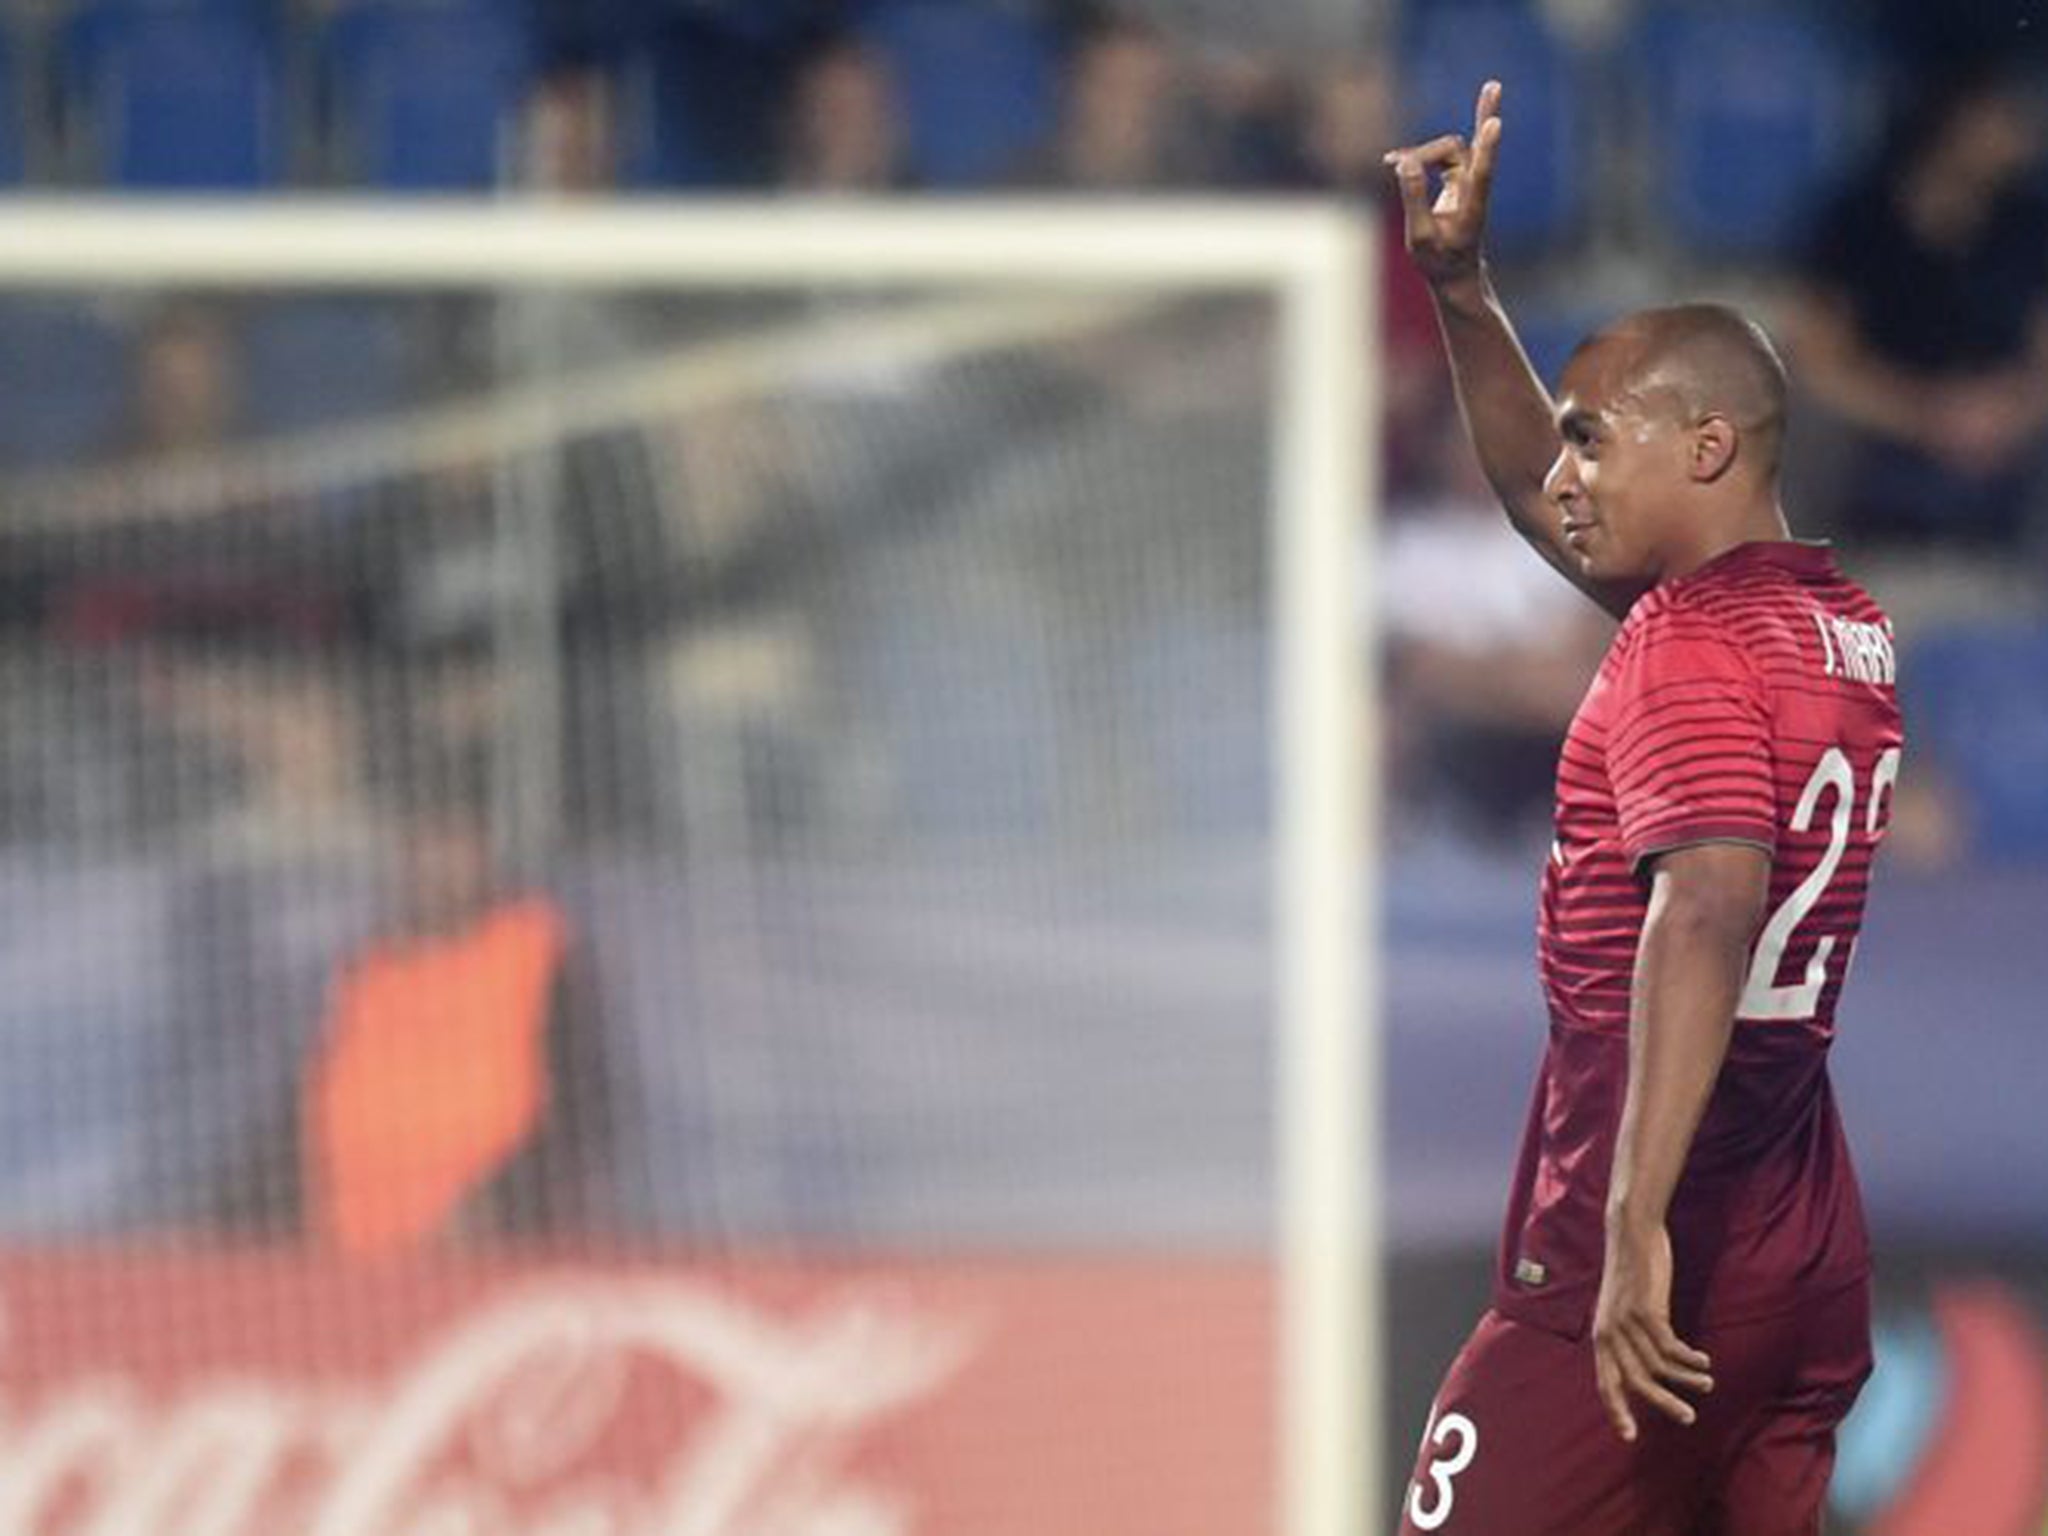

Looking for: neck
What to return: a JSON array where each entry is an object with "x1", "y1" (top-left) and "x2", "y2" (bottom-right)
[{"x1": 1661, "y1": 498, "x2": 1792, "y2": 581}]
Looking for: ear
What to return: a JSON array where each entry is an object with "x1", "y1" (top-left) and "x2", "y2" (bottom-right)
[{"x1": 1690, "y1": 415, "x2": 1738, "y2": 483}]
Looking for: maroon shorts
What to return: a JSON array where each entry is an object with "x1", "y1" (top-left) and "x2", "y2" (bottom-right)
[{"x1": 1395, "y1": 1280, "x2": 1873, "y2": 1536}]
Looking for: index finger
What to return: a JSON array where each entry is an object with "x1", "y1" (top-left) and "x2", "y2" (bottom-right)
[
  {"x1": 1469, "y1": 84, "x2": 1504, "y2": 199},
  {"x1": 1472, "y1": 79, "x2": 1502, "y2": 144},
  {"x1": 1385, "y1": 134, "x2": 1471, "y2": 171}
]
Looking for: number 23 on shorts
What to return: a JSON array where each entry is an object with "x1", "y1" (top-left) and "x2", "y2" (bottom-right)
[{"x1": 1407, "y1": 1407, "x2": 1480, "y2": 1531}]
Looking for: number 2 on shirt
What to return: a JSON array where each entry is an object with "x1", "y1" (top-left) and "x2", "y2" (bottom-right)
[{"x1": 1738, "y1": 746, "x2": 1902, "y2": 1020}]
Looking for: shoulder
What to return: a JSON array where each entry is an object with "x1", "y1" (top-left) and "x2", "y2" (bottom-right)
[
  {"x1": 1618, "y1": 577, "x2": 1750, "y2": 651},
  {"x1": 1612, "y1": 579, "x2": 1770, "y2": 692}
]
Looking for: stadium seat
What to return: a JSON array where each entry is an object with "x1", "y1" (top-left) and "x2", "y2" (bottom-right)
[
  {"x1": 1634, "y1": 4, "x2": 1865, "y2": 257},
  {"x1": 1401, "y1": 4, "x2": 1584, "y2": 255},
  {"x1": 0, "y1": 303, "x2": 130, "y2": 469},
  {"x1": 64, "y1": 4, "x2": 284, "y2": 189},
  {"x1": 1902, "y1": 622, "x2": 2048, "y2": 861},
  {"x1": 326, "y1": 0, "x2": 534, "y2": 190},
  {"x1": 856, "y1": 1, "x2": 1057, "y2": 189},
  {"x1": 243, "y1": 300, "x2": 418, "y2": 437}
]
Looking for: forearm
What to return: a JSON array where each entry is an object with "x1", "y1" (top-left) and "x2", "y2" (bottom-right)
[
  {"x1": 1430, "y1": 265, "x2": 1564, "y2": 526},
  {"x1": 1784, "y1": 297, "x2": 1929, "y2": 442},
  {"x1": 1802, "y1": 347, "x2": 1928, "y2": 442},
  {"x1": 1607, "y1": 885, "x2": 1750, "y2": 1232}
]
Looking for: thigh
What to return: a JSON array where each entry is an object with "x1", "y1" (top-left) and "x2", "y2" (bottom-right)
[
  {"x1": 1696, "y1": 1282, "x2": 1875, "y2": 1536},
  {"x1": 1396, "y1": 1311, "x2": 1706, "y2": 1536}
]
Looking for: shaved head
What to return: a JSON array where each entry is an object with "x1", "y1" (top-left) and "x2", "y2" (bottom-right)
[{"x1": 1579, "y1": 303, "x2": 1790, "y2": 478}]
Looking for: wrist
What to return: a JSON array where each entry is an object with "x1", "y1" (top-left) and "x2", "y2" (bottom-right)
[
  {"x1": 1605, "y1": 1195, "x2": 1666, "y2": 1239},
  {"x1": 1428, "y1": 262, "x2": 1492, "y2": 315}
]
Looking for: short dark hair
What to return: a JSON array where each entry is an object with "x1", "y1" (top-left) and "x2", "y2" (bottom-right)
[{"x1": 1598, "y1": 303, "x2": 1791, "y2": 477}]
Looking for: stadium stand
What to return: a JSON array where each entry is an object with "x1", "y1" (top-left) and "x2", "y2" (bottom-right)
[
  {"x1": 243, "y1": 299, "x2": 419, "y2": 437},
  {"x1": 1400, "y1": 3, "x2": 1584, "y2": 254},
  {"x1": 64, "y1": 1, "x2": 284, "y2": 189},
  {"x1": 1636, "y1": 2, "x2": 1868, "y2": 257},
  {"x1": 617, "y1": 15, "x2": 786, "y2": 189},
  {"x1": 0, "y1": 302, "x2": 129, "y2": 468},
  {"x1": 856, "y1": 0, "x2": 1059, "y2": 189},
  {"x1": 324, "y1": 0, "x2": 534, "y2": 190},
  {"x1": 1903, "y1": 621, "x2": 2048, "y2": 860}
]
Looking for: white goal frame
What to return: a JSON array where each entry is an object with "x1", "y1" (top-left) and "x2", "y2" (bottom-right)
[{"x1": 0, "y1": 198, "x2": 1381, "y2": 1536}]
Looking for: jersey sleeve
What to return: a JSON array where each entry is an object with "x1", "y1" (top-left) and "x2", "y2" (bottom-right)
[{"x1": 1605, "y1": 607, "x2": 1776, "y2": 870}]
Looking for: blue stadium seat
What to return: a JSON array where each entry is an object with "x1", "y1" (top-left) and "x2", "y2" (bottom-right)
[
  {"x1": 1903, "y1": 623, "x2": 2048, "y2": 861},
  {"x1": 243, "y1": 300, "x2": 417, "y2": 437},
  {"x1": 856, "y1": 1, "x2": 1057, "y2": 189},
  {"x1": 326, "y1": 0, "x2": 534, "y2": 190},
  {"x1": 0, "y1": 303, "x2": 129, "y2": 468},
  {"x1": 65, "y1": 5, "x2": 283, "y2": 189},
  {"x1": 1402, "y1": 5, "x2": 1583, "y2": 255},
  {"x1": 1635, "y1": 4, "x2": 1864, "y2": 257}
]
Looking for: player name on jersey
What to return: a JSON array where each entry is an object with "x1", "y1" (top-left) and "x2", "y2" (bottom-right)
[{"x1": 1813, "y1": 611, "x2": 1897, "y2": 686}]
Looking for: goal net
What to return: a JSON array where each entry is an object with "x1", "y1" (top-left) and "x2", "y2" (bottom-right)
[{"x1": 0, "y1": 202, "x2": 1375, "y2": 1536}]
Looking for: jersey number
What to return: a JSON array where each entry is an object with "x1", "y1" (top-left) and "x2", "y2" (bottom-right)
[
  {"x1": 1407, "y1": 1409, "x2": 1478, "y2": 1531},
  {"x1": 1737, "y1": 746, "x2": 1901, "y2": 1021}
]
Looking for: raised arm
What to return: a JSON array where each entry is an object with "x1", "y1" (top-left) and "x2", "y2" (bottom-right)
[{"x1": 1385, "y1": 82, "x2": 1643, "y2": 620}]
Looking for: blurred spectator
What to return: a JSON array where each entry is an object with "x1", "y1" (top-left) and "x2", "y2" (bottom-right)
[
  {"x1": 779, "y1": 35, "x2": 908, "y2": 192},
  {"x1": 1380, "y1": 414, "x2": 1611, "y2": 846},
  {"x1": 303, "y1": 740, "x2": 617, "y2": 1254},
  {"x1": 1285, "y1": 55, "x2": 1453, "y2": 501},
  {"x1": 121, "y1": 303, "x2": 240, "y2": 462},
  {"x1": 1012, "y1": 12, "x2": 1204, "y2": 189},
  {"x1": 1786, "y1": 66, "x2": 2048, "y2": 550},
  {"x1": 157, "y1": 656, "x2": 621, "y2": 1246},
  {"x1": 1194, "y1": 47, "x2": 1297, "y2": 186},
  {"x1": 519, "y1": 64, "x2": 618, "y2": 194}
]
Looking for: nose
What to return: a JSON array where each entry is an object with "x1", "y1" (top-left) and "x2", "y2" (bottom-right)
[{"x1": 1544, "y1": 447, "x2": 1580, "y2": 509}]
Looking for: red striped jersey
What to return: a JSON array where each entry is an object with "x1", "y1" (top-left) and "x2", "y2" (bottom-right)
[{"x1": 1495, "y1": 540, "x2": 1905, "y2": 1338}]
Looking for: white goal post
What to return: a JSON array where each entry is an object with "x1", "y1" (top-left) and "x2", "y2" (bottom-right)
[{"x1": 0, "y1": 198, "x2": 1381, "y2": 1536}]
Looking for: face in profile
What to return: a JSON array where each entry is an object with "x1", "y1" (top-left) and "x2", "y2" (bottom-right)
[
  {"x1": 1932, "y1": 86, "x2": 2044, "y2": 194},
  {"x1": 399, "y1": 809, "x2": 496, "y2": 932},
  {"x1": 789, "y1": 46, "x2": 901, "y2": 190},
  {"x1": 136, "y1": 310, "x2": 237, "y2": 454},
  {"x1": 1066, "y1": 26, "x2": 1176, "y2": 168},
  {"x1": 1304, "y1": 58, "x2": 1396, "y2": 189},
  {"x1": 1543, "y1": 337, "x2": 1693, "y2": 584},
  {"x1": 523, "y1": 71, "x2": 615, "y2": 193}
]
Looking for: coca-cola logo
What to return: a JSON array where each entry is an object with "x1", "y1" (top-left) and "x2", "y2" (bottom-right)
[{"x1": 0, "y1": 1279, "x2": 979, "y2": 1536}]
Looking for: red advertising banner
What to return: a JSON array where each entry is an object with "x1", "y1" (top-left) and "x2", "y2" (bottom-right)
[{"x1": 0, "y1": 1251, "x2": 1271, "y2": 1536}]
